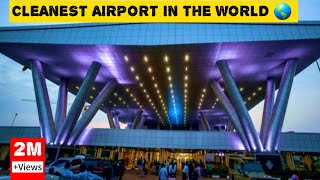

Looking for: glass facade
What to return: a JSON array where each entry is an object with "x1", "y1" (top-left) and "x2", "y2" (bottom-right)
[{"x1": 1, "y1": 127, "x2": 320, "y2": 153}]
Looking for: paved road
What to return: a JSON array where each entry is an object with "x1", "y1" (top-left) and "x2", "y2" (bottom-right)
[{"x1": 122, "y1": 169, "x2": 229, "y2": 180}]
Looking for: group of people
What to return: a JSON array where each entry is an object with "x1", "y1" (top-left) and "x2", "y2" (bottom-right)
[
  {"x1": 159, "y1": 160, "x2": 202, "y2": 180},
  {"x1": 46, "y1": 160, "x2": 125, "y2": 180},
  {"x1": 46, "y1": 162, "x2": 103, "y2": 180}
]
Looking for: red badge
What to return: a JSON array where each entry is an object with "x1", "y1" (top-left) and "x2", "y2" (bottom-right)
[{"x1": 10, "y1": 138, "x2": 45, "y2": 180}]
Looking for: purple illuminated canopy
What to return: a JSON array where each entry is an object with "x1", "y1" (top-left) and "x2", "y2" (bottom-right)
[{"x1": 1, "y1": 39, "x2": 320, "y2": 127}]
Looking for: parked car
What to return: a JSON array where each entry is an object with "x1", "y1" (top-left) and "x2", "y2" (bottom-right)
[
  {"x1": 45, "y1": 157, "x2": 84, "y2": 174},
  {"x1": 228, "y1": 155, "x2": 277, "y2": 180},
  {"x1": 82, "y1": 158, "x2": 113, "y2": 179}
]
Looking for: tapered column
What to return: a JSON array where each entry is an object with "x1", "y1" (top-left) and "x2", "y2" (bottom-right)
[
  {"x1": 131, "y1": 110, "x2": 143, "y2": 129},
  {"x1": 210, "y1": 81, "x2": 251, "y2": 151},
  {"x1": 265, "y1": 60, "x2": 298, "y2": 151},
  {"x1": 31, "y1": 60, "x2": 56, "y2": 144},
  {"x1": 217, "y1": 60, "x2": 262, "y2": 152},
  {"x1": 55, "y1": 61, "x2": 101, "y2": 145},
  {"x1": 137, "y1": 115, "x2": 147, "y2": 129},
  {"x1": 113, "y1": 113, "x2": 120, "y2": 129},
  {"x1": 108, "y1": 111, "x2": 115, "y2": 129},
  {"x1": 199, "y1": 117, "x2": 205, "y2": 131},
  {"x1": 55, "y1": 79, "x2": 68, "y2": 132},
  {"x1": 200, "y1": 112, "x2": 211, "y2": 131},
  {"x1": 68, "y1": 80, "x2": 117, "y2": 145},
  {"x1": 228, "y1": 123, "x2": 234, "y2": 132},
  {"x1": 260, "y1": 79, "x2": 275, "y2": 146}
]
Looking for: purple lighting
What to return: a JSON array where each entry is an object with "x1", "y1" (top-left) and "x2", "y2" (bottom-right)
[
  {"x1": 74, "y1": 127, "x2": 93, "y2": 145},
  {"x1": 96, "y1": 46, "x2": 130, "y2": 84}
]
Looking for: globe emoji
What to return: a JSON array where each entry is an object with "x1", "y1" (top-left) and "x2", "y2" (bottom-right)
[{"x1": 274, "y1": 3, "x2": 292, "y2": 20}]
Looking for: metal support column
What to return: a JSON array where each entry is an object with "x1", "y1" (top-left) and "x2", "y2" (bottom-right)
[
  {"x1": 260, "y1": 79, "x2": 275, "y2": 147},
  {"x1": 228, "y1": 122, "x2": 234, "y2": 132},
  {"x1": 68, "y1": 80, "x2": 117, "y2": 145},
  {"x1": 31, "y1": 60, "x2": 56, "y2": 144},
  {"x1": 131, "y1": 110, "x2": 143, "y2": 129},
  {"x1": 113, "y1": 113, "x2": 120, "y2": 129},
  {"x1": 265, "y1": 60, "x2": 298, "y2": 151},
  {"x1": 55, "y1": 61, "x2": 101, "y2": 145},
  {"x1": 200, "y1": 112, "x2": 211, "y2": 131},
  {"x1": 210, "y1": 81, "x2": 251, "y2": 151},
  {"x1": 217, "y1": 60, "x2": 263, "y2": 152},
  {"x1": 108, "y1": 111, "x2": 115, "y2": 129},
  {"x1": 199, "y1": 117, "x2": 205, "y2": 131},
  {"x1": 137, "y1": 115, "x2": 147, "y2": 129},
  {"x1": 55, "y1": 79, "x2": 68, "y2": 132}
]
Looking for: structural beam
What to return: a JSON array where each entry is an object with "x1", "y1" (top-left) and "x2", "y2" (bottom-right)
[
  {"x1": 31, "y1": 60, "x2": 56, "y2": 144},
  {"x1": 108, "y1": 111, "x2": 115, "y2": 129},
  {"x1": 137, "y1": 115, "x2": 147, "y2": 129},
  {"x1": 217, "y1": 60, "x2": 263, "y2": 152},
  {"x1": 55, "y1": 78, "x2": 68, "y2": 132},
  {"x1": 260, "y1": 79, "x2": 275, "y2": 146},
  {"x1": 199, "y1": 117, "x2": 206, "y2": 131},
  {"x1": 265, "y1": 59, "x2": 298, "y2": 151},
  {"x1": 113, "y1": 113, "x2": 120, "y2": 129},
  {"x1": 68, "y1": 80, "x2": 117, "y2": 145},
  {"x1": 54, "y1": 61, "x2": 101, "y2": 145},
  {"x1": 210, "y1": 80, "x2": 251, "y2": 151},
  {"x1": 228, "y1": 122, "x2": 235, "y2": 132},
  {"x1": 131, "y1": 110, "x2": 143, "y2": 129},
  {"x1": 200, "y1": 112, "x2": 211, "y2": 131}
]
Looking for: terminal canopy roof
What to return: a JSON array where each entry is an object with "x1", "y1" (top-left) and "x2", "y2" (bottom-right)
[{"x1": 0, "y1": 22, "x2": 320, "y2": 129}]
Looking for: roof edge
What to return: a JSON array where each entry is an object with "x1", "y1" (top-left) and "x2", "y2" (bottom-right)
[{"x1": 1, "y1": 21, "x2": 320, "y2": 31}]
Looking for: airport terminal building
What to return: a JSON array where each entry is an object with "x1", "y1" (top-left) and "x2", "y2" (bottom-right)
[{"x1": 0, "y1": 22, "x2": 320, "y2": 171}]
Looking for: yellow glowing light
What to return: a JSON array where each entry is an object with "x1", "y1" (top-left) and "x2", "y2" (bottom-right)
[
  {"x1": 148, "y1": 67, "x2": 152, "y2": 72},
  {"x1": 164, "y1": 56, "x2": 169, "y2": 62},
  {"x1": 130, "y1": 66, "x2": 135, "y2": 72},
  {"x1": 144, "y1": 56, "x2": 148, "y2": 62},
  {"x1": 124, "y1": 56, "x2": 129, "y2": 62},
  {"x1": 185, "y1": 55, "x2": 189, "y2": 62}
]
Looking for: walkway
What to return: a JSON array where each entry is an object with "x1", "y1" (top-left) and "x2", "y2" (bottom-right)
[{"x1": 122, "y1": 169, "x2": 229, "y2": 180}]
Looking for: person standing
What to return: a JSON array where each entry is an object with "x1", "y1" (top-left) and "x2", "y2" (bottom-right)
[
  {"x1": 159, "y1": 164, "x2": 168, "y2": 180},
  {"x1": 169, "y1": 162, "x2": 177, "y2": 178},
  {"x1": 182, "y1": 163, "x2": 189, "y2": 180},
  {"x1": 193, "y1": 163, "x2": 201, "y2": 180},
  {"x1": 60, "y1": 161, "x2": 74, "y2": 180}
]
